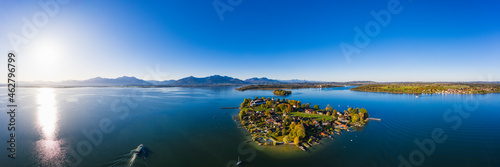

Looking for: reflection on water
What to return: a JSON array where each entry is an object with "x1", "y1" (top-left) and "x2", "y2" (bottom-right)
[{"x1": 35, "y1": 88, "x2": 66, "y2": 166}]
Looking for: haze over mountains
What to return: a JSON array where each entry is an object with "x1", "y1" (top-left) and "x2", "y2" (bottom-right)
[{"x1": 20, "y1": 75, "x2": 327, "y2": 87}]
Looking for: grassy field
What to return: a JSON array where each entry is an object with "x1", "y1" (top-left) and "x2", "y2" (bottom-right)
[{"x1": 289, "y1": 112, "x2": 334, "y2": 121}]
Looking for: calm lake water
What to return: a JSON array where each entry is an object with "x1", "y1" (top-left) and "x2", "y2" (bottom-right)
[{"x1": 1, "y1": 86, "x2": 499, "y2": 166}]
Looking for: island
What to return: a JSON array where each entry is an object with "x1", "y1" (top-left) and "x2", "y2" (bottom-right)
[
  {"x1": 235, "y1": 97, "x2": 370, "y2": 151},
  {"x1": 351, "y1": 83, "x2": 500, "y2": 94},
  {"x1": 273, "y1": 89, "x2": 292, "y2": 96}
]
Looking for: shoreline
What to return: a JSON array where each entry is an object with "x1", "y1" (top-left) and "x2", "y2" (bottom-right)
[
  {"x1": 350, "y1": 83, "x2": 500, "y2": 95},
  {"x1": 350, "y1": 89, "x2": 499, "y2": 95}
]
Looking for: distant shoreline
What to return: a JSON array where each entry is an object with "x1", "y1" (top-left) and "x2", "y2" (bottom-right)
[
  {"x1": 236, "y1": 84, "x2": 344, "y2": 91},
  {"x1": 350, "y1": 89, "x2": 500, "y2": 95},
  {"x1": 350, "y1": 83, "x2": 500, "y2": 95}
]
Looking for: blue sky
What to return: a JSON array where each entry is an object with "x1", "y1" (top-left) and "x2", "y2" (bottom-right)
[{"x1": 1, "y1": 0, "x2": 499, "y2": 82}]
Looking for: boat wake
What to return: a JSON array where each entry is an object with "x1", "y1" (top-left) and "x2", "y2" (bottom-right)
[
  {"x1": 103, "y1": 150, "x2": 149, "y2": 167},
  {"x1": 126, "y1": 154, "x2": 138, "y2": 167}
]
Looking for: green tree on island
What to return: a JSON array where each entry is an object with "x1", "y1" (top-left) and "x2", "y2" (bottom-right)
[
  {"x1": 273, "y1": 89, "x2": 292, "y2": 96},
  {"x1": 266, "y1": 100, "x2": 273, "y2": 108},
  {"x1": 294, "y1": 137, "x2": 300, "y2": 146},
  {"x1": 241, "y1": 98, "x2": 250, "y2": 108},
  {"x1": 282, "y1": 128, "x2": 288, "y2": 136},
  {"x1": 280, "y1": 104, "x2": 292, "y2": 114},
  {"x1": 265, "y1": 110, "x2": 271, "y2": 118},
  {"x1": 359, "y1": 108, "x2": 369, "y2": 120},
  {"x1": 260, "y1": 104, "x2": 266, "y2": 109},
  {"x1": 325, "y1": 104, "x2": 333, "y2": 112},
  {"x1": 289, "y1": 122, "x2": 297, "y2": 131},
  {"x1": 283, "y1": 136, "x2": 290, "y2": 143},
  {"x1": 239, "y1": 109, "x2": 245, "y2": 119},
  {"x1": 289, "y1": 123, "x2": 306, "y2": 140},
  {"x1": 295, "y1": 124, "x2": 306, "y2": 139},
  {"x1": 351, "y1": 113, "x2": 360, "y2": 122}
]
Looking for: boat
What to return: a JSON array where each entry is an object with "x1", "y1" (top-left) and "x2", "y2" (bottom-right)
[
  {"x1": 133, "y1": 144, "x2": 144, "y2": 155},
  {"x1": 367, "y1": 118, "x2": 381, "y2": 121},
  {"x1": 236, "y1": 156, "x2": 242, "y2": 165}
]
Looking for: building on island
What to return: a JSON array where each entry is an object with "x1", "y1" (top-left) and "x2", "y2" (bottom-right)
[{"x1": 250, "y1": 99, "x2": 266, "y2": 107}]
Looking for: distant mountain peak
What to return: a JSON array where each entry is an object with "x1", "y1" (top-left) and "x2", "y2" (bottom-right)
[
  {"x1": 118, "y1": 76, "x2": 137, "y2": 79},
  {"x1": 172, "y1": 75, "x2": 246, "y2": 86},
  {"x1": 244, "y1": 77, "x2": 281, "y2": 84}
]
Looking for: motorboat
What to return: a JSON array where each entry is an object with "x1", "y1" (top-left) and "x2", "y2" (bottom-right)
[
  {"x1": 134, "y1": 144, "x2": 144, "y2": 155},
  {"x1": 236, "y1": 156, "x2": 242, "y2": 165}
]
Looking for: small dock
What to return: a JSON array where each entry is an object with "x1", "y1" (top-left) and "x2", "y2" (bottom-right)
[
  {"x1": 368, "y1": 118, "x2": 381, "y2": 121},
  {"x1": 221, "y1": 107, "x2": 240, "y2": 109}
]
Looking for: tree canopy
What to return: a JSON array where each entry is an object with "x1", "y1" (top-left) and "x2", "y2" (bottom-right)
[
  {"x1": 294, "y1": 137, "x2": 300, "y2": 146},
  {"x1": 241, "y1": 98, "x2": 250, "y2": 108},
  {"x1": 283, "y1": 136, "x2": 290, "y2": 143},
  {"x1": 273, "y1": 89, "x2": 292, "y2": 96},
  {"x1": 325, "y1": 104, "x2": 333, "y2": 112}
]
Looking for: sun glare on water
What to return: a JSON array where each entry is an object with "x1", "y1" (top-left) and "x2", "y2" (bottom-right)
[{"x1": 35, "y1": 88, "x2": 66, "y2": 166}]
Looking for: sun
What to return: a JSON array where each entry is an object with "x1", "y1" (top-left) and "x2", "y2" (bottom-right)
[
  {"x1": 31, "y1": 39, "x2": 61, "y2": 66},
  {"x1": 25, "y1": 37, "x2": 66, "y2": 81}
]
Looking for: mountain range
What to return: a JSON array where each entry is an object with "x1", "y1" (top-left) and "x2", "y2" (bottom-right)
[{"x1": 20, "y1": 75, "x2": 327, "y2": 87}]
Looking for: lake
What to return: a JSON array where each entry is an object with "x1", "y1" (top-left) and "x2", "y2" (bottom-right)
[{"x1": 1, "y1": 86, "x2": 499, "y2": 166}]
